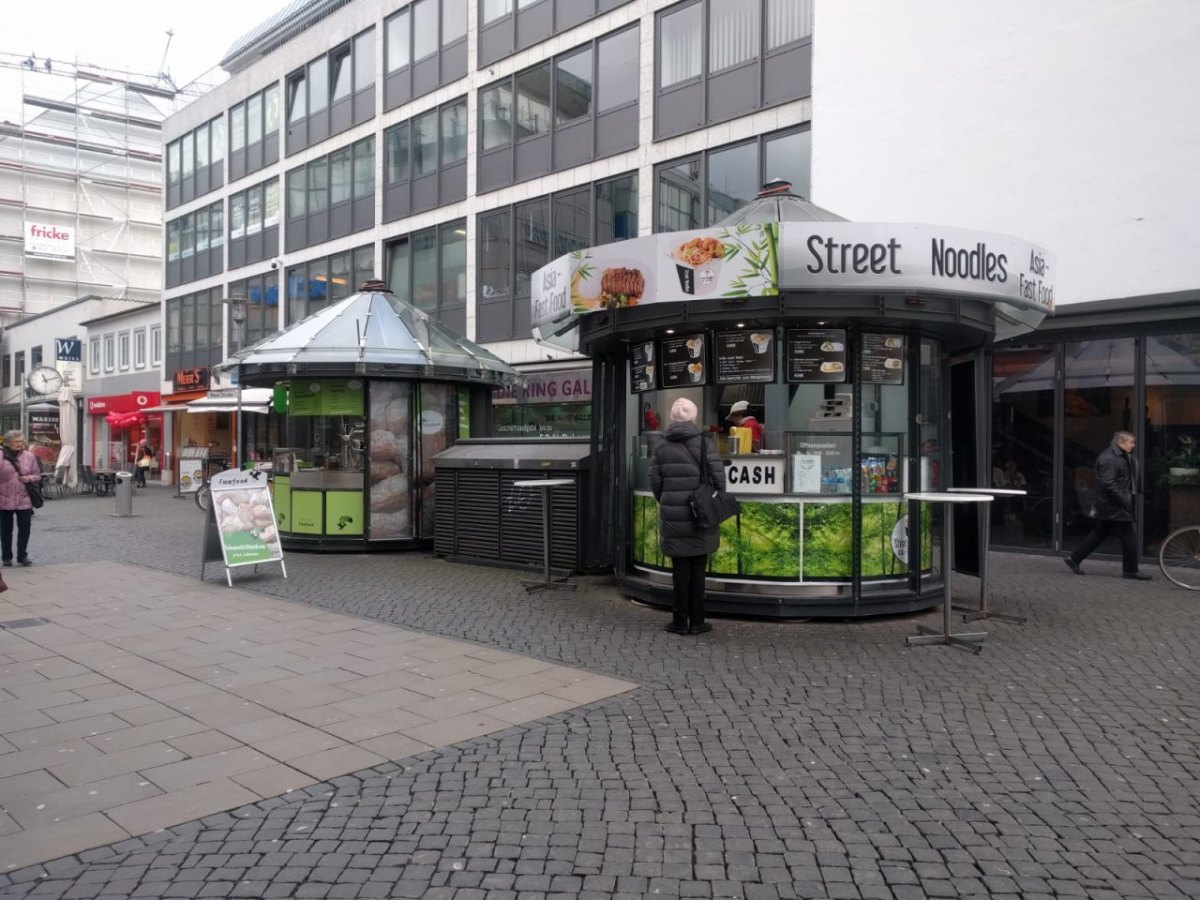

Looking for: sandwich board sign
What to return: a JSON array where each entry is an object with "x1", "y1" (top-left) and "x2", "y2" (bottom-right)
[{"x1": 201, "y1": 468, "x2": 287, "y2": 586}]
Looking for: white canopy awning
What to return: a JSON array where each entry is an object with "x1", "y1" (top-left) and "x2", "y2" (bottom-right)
[{"x1": 186, "y1": 388, "x2": 274, "y2": 415}]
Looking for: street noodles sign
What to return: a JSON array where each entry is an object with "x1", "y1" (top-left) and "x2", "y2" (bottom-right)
[{"x1": 531, "y1": 222, "x2": 1055, "y2": 338}]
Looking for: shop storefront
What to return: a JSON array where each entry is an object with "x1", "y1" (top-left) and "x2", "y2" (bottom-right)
[
  {"x1": 85, "y1": 391, "x2": 162, "y2": 473},
  {"x1": 532, "y1": 185, "x2": 1056, "y2": 617},
  {"x1": 229, "y1": 280, "x2": 516, "y2": 551},
  {"x1": 491, "y1": 365, "x2": 592, "y2": 438}
]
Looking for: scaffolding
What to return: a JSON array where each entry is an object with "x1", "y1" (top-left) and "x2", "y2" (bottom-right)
[{"x1": 0, "y1": 52, "x2": 205, "y2": 323}]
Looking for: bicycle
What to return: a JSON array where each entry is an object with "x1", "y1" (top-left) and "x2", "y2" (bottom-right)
[
  {"x1": 194, "y1": 481, "x2": 211, "y2": 512},
  {"x1": 1159, "y1": 525, "x2": 1200, "y2": 589}
]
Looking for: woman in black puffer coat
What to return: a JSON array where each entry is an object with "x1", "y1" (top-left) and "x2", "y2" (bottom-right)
[{"x1": 650, "y1": 397, "x2": 726, "y2": 635}]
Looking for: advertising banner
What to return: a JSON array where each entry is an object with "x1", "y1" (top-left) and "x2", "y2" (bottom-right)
[
  {"x1": 209, "y1": 469, "x2": 284, "y2": 566},
  {"x1": 25, "y1": 222, "x2": 75, "y2": 260},
  {"x1": 178, "y1": 458, "x2": 205, "y2": 493},
  {"x1": 532, "y1": 221, "x2": 1055, "y2": 338}
]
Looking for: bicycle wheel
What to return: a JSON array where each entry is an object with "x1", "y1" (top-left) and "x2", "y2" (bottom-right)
[
  {"x1": 194, "y1": 484, "x2": 211, "y2": 512},
  {"x1": 1159, "y1": 525, "x2": 1200, "y2": 590}
]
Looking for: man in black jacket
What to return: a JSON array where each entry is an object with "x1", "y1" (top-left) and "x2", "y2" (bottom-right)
[{"x1": 1065, "y1": 431, "x2": 1151, "y2": 579}]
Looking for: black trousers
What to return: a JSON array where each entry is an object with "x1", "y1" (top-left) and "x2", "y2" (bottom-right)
[
  {"x1": 1070, "y1": 518, "x2": 1139, "y2": 573},
  {"x1": 0, "y1": 509, "x2": 33, "y2": 562},
  {"x1": 670, "y1": 554, "x2": 709, "y2": 629},
  {"x1": 135, "y1": 465, "x2": 147, "y2": 487}
]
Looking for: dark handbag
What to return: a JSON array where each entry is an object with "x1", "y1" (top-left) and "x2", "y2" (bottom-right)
[
  {"x1": 687, "y1": 435, "x2": 739, "y2": 528},
  {"x1": 26, "y1": 479, "x2": 44, "y2": 509}
]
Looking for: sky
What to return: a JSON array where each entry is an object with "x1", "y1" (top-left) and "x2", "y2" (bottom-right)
[{"x1": 1, "y1": 0, "x2": 282, "y2": 117}]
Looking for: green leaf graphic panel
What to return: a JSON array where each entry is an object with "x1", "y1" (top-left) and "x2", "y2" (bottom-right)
[
  {"x1": 802, "y1": 503, "x2": 853, "y2": 579},
  {"x1": 860, "y1": 501, "x2": 908, "y2": 578},
  {"x1": 631, "y1": 494, "x2": 667, "y2": 568},
  {"x1": 733, "y1": 500, "x2": 800, "y2": 577}
]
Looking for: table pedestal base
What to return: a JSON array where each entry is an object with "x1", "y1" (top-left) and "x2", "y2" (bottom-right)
[
  {"x1": 522, "y1": 576, "x2": 577, "y2": 594},
  {"x1": 959, "y1": 607, "x2": 1027, "y2": 624},
  {"x1": 907, "y1": 623, "x2": 987, "y2": 653}
]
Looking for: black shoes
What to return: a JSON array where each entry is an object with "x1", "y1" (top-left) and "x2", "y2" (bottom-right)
[
  {"x1": 1122, "y1": 571, "x2": 1152, "y2": 580},
  {"x1": 663, "y1": 621, "x2": 689, "y2": 635},
  {"x1": 688, "y1": 623, "x2": 713, "y2": 635},
  {"x1": 1, "y1": 559, "x2": 9, "y2": 567},
  {"x1": 17, "y1": 558, "x2": 31, "y2": 567},
  {"x1": 665, "y1": 620, "x2": 713, "y2": 635},
  {"x1": 1064, "y1": 558, "x2": 1083, "y2": 575}
]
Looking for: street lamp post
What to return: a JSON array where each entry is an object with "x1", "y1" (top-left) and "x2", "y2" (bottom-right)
[{"x1": 225, "y1": 297, "x2": 248, "y2": 469}]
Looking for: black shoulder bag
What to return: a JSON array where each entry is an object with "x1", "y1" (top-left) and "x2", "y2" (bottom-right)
[{"x1": 687, "y1": 435, "x2": 739, "y2": 528}]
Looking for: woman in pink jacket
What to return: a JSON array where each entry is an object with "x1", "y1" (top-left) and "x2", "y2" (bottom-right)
[{"x1": 0, "y1": 430, "x2": 41, "y2": 566}]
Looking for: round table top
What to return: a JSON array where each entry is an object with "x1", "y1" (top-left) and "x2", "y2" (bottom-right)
[
  {"x1": 948, "y1": 487, "x2": 1028, "y2": 496},
  {"x1": 904, "y1": 491, "x2": 994, "y2": 503},
  {"x1": 513, "y1": 478, "x2": 576, "y2": 488}
]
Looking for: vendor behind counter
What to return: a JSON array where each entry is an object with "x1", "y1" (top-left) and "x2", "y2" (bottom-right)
[{"x1": 709, "y1": 399, "x2": 763, "y2": 452}]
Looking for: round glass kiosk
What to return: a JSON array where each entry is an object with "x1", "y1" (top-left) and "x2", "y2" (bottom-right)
[
  {"x1": 532, "y1": 186, "x2": 1056, "y2": 617},
  {"x1": 230, "y1": 281, "x2": 516, "y2": 551}
]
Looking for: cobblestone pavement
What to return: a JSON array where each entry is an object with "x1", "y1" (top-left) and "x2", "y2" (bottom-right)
[{"x1": 2, "y1": 487, "x2": 1199, "y2": 899}]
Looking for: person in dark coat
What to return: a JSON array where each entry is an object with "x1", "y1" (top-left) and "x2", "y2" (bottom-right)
[
  {"x1": 1065, "y1": 431, "x2": 1151, "y2": 579},
  {"x1": 0, "y1": 430, "x2": 40, "y2": 567},
  {"x1": 650, "y1": 397, "x2": 727, "y2": 634}
]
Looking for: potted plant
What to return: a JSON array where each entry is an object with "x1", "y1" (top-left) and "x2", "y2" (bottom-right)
[{"x1": 1167, "y1": 436, "x2": 1200, "y2": 478}]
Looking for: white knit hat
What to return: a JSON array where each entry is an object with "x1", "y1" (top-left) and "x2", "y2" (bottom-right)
[{"x1": 729, "y1": 400, "x2": 750, "y2": 414}]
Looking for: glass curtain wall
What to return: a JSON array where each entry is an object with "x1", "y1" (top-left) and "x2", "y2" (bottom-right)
[
  {"x1": 1144, "y1": 333, "x2": 1200, "y2": 549},
  {"x1": 992, "y1": 343, "x2": 1056, "y2": 549}
]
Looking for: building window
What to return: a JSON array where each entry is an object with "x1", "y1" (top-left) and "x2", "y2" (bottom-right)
[
  {"x1": 14, "y1": 352, "x2": 25, "y2": 386},
  {"x1": 1, "y1": 354, "x2": 9, "y2": 388},
  {"x1": 228, "y1": 178, "x2": 281, "y2": 269},
  {"x1": 150, "y1": 327, "x2": 162, "y2": 367},
  {"x1": 102, "y1": 336, "x2": 114, "y2": 372},
  {"x1": 227, "y1": 273, "x2": 281, "y2": 349},
  {"x1": 167, "y1": 113, "x2": 225, "y2": 209},
  {"x1": 655, "y1": 0, "x2": 812, "y2": 140},
  {"x1": 475, "y1": 172, "x2": 636, "y2": 342},
  {"x1": 228, "y1": 83, "x2": 281, "y2": 180},
  {"x1": 117, "y1": 332, "x2": 130, "y2": 370},
  {"x1": 383, "y1": 100, "x2": 467, "y2": 221},
  {"x1": 286, "y1": 138, "x2": 375, "y2": 252},
  {"x1": 165, "y1": 200, "x2": 224, "y2": 288},
  {"x1": 286, "y1": 28, "x2": 376, "y2": 155},
  {"x1": 479, "y1": 0, "x2": 634, "y2": 67},
  {"x1": 134, "y1": 330, "x2": 147, "y2": 368},
  {"x1": 285, "y1": 245, "x2": 374, "y2": 325},
  {"x1": 165, "y1": 288, "x2": 224, "y2": 373},
  {"x1": 654, "y1": 127, "x2": 811, "y2": 232},
  {"x1": 384, "y1": 0, "x2": 467, "y2": 111},
  {"x1": 385, "y1": 222, "x2": 465, "y2": 332},
  {"x1": 30, "y1": 346, "x2": 42, "y2": 370},
  {"x1": 477, "y1": 26, "x2": 638, "y2": 193},
  {"x1": 88, "y1": 340, "x2": 100, "y2": 375}
]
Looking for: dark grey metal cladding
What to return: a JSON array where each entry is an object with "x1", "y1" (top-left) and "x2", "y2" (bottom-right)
[
  {"x1": 352, "y1": 195, "x2": 374, "y2": 232},
  {"x1": 553, "y1": 118, "x2": 591, "y2": 171},
  {"x1": 285, "y1": 216, "x2": 305, "y2": 252},
  {"x1": 180, "y1": 174, "x2": 195, "y2": 204},
  {"x1": 475, "y1": 300, "x2": 511, "y2": 341},
  {"x1": 595, "y1": 104, "x2": 637, "y2": 157},
  {"x1": 383, "y1": 181, "x2": 411, "y2": 223},
  {"x1": 764, "y1": 42, "x2": 811, "y2": 107},
  {"x1": 441, "y1": 40, "x2": 467, "y2": 85},
  {"x1": 555, "y1": 0, "x2": 591, "y2": 31},
  {"x1": 517, "y1": 0, "x2": 553, "y2": 51},
  {"x1": 655, "y1": 81, "x2": 704, "y2": 140},
  {"x1": 330, "y1": 97, "x2": 352, "y2": 136},
  {"x1": 477, "y1": 147, "x2": 512, "y2": 193},
  {"x1": 230, "y1": 149, "x2": 246, "y2": 181},
  {"x1": 229, "y1": 239, "x2": 246, "y2": 270},
  {"x1": 411, "y1": 172, "x2": 438, "y2": 214},
  {"x1": 413, "y1": 57, "x2": 439, "y2": 101},
  {"x1": 479, "y1": 21, "x2": 513, "y2": 67},
  {"x1": 330, "y1": 201, "x2": 353, "y2": 240},
  {"x1": 166, "y1": 260, "x2": 180, "y2": 288},
  {"x1": 307, "y1": 107, "x2": 329, "y2": 147},
  {"x1": 167, "y1": 183, "x2": 180, "y2": 209},
  {"x1": 439, "y1": 160, "x2": 467, "y2": 204},
  {"x1": 707, "y1": 62, "x2": 758, "y2": 127},
  {"x1": 285, "y1": 120, "x2": 307, "y2": 156},
  {"x1": 195, "y1": 167, "x2": 211, "y2": 197},
  {"x1": 181, "y1": 254, "x2": 196, "y2": 285},
  {"x1": 515, "y1": 134, "x2": 552, "y2": 182},
  {"x1": 263, "y1": 134, "x2": 279, "y2": 168},
  {"x1": 384, "y1": 69, "x2": 411, "y2": 111},
  {"x1": 352, "y1": 85, "x2": 374, "y2": 125},
  {"x1": 245, "y1": 229, "x2": 265, "y2": 263},
  {"x1": 247, "y1": 141, "x2": 264, "y2": 174},
  {"x1": 307, "y1": 212, "x2": 329, "y2": 246}
]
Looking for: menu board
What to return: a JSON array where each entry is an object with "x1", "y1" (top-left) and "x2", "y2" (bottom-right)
[
  {"x1": 786, "y1": 328, "x2": 848, "y2": 383},
  {"x1": 630, "y1": 341, "x2": 656, "y2": 393},
  {"x1": 862, "y1": 334, "x2": 906, "y2": 384},
  {"x1": 714, "y1": 330, "x2": 775, "y2": 384},
  {"x1": 660, "y1": 333, "x2": 707, "y2": 387}
]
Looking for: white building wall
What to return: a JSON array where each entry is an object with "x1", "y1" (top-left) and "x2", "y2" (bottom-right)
[{"x1": 812, "y1": 0, "x2": 1200, "y2": 306}]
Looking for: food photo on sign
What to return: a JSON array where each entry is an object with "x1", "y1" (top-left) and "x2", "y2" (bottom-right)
[{"x1": 212, "y1": 482, "x2": 283, "y2": 565}]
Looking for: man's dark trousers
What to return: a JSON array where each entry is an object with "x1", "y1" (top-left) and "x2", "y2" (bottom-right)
[{"x1": 1070, "y1": 519, "x2": 1138, "y2": 572}]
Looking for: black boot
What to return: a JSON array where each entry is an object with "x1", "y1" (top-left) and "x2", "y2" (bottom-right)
[
  {"x1": 664, "y1": 617, "x2": 689, "y2": 635},
  {"x1": 687, "y1": 621, "x2": 712, "y2": 635}
]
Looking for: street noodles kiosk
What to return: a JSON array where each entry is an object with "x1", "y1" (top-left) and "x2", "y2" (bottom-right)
[{"x1": 532, "y1": 183, "x2": 1056, "y2": 617}]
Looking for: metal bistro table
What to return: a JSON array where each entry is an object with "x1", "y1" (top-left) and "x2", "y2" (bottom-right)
[
  {"x1": 513, "y1": 478, "x2": 578, "y2": 594},
  {"x1": 948, "y1": 487, "x2": 1028, "y2": 624},
  {"x1": 904, "y1": 491, "x2": 993, "y2": 653}
]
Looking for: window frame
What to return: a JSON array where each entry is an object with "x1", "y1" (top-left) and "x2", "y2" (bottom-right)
[
  {"x1": 134, "y1": 329, "x2": 147, "y2": 369},
  {"x1": 89, "y1": 339, "x2": 100, "y2": 375},
  {"x1": 117, "y1": 331, "x2": 131, "y2": 371},
  {"x1": 102, "y1": 335, "x2": 115, "y2": 373}
]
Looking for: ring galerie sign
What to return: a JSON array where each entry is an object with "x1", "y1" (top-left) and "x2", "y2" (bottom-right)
[{"x1": 200, "y1": 468, "x2": 288, "y2": 586}]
